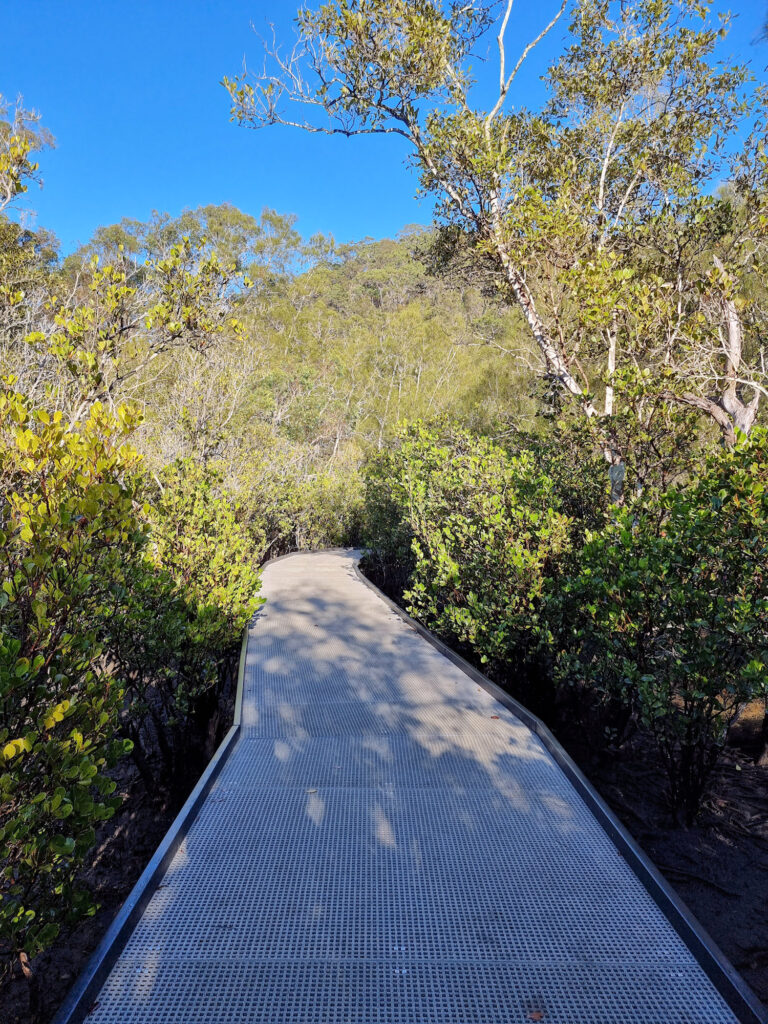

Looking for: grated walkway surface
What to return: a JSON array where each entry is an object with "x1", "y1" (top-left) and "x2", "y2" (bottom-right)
[{"x1": 87, "y1": 550, "x2": 738, "y2": 1023}]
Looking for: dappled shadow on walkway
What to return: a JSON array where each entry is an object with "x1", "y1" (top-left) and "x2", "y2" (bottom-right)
[{"x1": 83, "y1": 550, "x2": 739, "y2": 1024}]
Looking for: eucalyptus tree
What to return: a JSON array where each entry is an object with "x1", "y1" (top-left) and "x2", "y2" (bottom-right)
[
  {"x1": 67, "y1": 205, "x2": 307, "y2": 282},
  {"x1": 0, "y1": 95, "x2": 51, "y2": 215},
  {"x1": 226, "y1": 0, "x2": 767, "y2": 484},
  {"x1": 0, "y1": 97, "x2": 55, "y2": 374}
]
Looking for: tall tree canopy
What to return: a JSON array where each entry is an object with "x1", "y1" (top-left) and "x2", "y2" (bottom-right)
[
  {"x1": 226, "y1": 0, "x2": 767, "y2": 484},
  {"x1": 0, "y1": 95, "x2": 51, "y2": 215}
]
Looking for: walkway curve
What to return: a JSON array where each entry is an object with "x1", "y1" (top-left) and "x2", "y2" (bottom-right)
[{"x1": 72, "y1": 550, "x2": 751, "y2": 1023}]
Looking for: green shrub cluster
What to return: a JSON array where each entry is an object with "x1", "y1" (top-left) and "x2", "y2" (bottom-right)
[
  {"x1": 364, "y1": 422, "x2": 768, "y2": 822},
  {"x1": 240, "y1": 458, "x2": 364, "y2": 561},
  {"x1": 0, "y1": 383, "x2": 262, "y2": 977},
  {"x1": 365, "y1": 423, "x2": 571, "y2": 705},
  {"x1": 0, "y1": 388, "x2": 144, "y2": 973},
  {"x1": 109, "y1": 459, "x2": 262, "y2": 789},
  {"x1": 557, "y1": 429, "x2": 768, "y2": 821}
]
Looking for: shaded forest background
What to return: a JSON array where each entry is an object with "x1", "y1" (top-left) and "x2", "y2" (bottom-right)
[{"x1": 4, "y1": 202, "x2": 535, "y2": 552}]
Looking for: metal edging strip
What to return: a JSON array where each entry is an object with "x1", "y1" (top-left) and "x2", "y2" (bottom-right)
[
  {"x1": 50, "y1": 622, "x2": 251, "y2": 1024},
  {"x1": 353, "y1": 560, "x2": 768, "y2": 1024}
]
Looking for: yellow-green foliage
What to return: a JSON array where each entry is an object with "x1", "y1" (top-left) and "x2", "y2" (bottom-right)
[
  {"x1": 105, "y1": 460, "x2": 263, "y2": 786},
  {"x1": 0, "y1": 384, "x2": 264, "y2": 973},
  {"x1": 147, "y1": 459, "x2": 261, "y2": 630},
  {"x1": 0, "y1": 385, "x2": 143, "y2": 971}
]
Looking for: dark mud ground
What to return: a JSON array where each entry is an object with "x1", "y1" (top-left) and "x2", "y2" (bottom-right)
[
  {"x1": 2, "y1": 714, "x2": 767, "y2": 1023},
  {"x1": 563, "y1": 707, "x2": 768, "y2": 1008}
]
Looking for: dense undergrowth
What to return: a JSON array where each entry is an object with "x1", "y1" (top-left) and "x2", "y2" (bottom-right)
[
  {"x1": 0, "y1": 387, "x2": 262, "y2": 981},
  {"x1": 363, "y1": 421, "x2": 768, "y2": 824}
]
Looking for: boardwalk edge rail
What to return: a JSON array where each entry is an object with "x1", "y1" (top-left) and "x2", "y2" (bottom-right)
[
  {"x1": 51, "y1": 626, "x2": 250, "y2": 1024},
  {"x1": 353, "y1": 561, "x2": 767, "y2": 1024}
]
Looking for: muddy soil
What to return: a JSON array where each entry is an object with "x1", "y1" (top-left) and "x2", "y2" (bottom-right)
[{"x1": 561, "y1": 713, "x2": 768, "y2": 1007}]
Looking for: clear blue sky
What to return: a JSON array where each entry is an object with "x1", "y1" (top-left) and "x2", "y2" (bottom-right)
[{"x1": 2, "y1": 1, "x2": 766, "y2": 255}]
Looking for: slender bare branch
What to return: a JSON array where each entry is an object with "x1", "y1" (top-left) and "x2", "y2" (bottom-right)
[{"x1": 485, "y1": 0, "x2": 567, "y2": 131}]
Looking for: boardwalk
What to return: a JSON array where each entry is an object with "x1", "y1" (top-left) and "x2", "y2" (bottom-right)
[{"x1": 78, "y1": 550, "x2": 743, "y2": 1023}]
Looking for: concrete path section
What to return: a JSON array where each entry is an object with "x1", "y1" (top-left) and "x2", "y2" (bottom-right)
[{"x1": 84, "y1": 550, "x2": 741, "y2": 1023}]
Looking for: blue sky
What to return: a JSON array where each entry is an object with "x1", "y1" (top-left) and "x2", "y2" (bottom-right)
[{"x1": 2, "y1": 0, "x2": 766, "y2": 255}]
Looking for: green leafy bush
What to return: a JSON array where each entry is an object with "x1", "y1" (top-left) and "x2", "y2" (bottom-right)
[
  {"x1": 0, "y1": 386, "x2": 142, "y2": 974},
  {"x1": 558, "y1": 429, "x2": 768, "y2": 821},
  {"x1": 364, "y1": 422, "x2": 571, "y2": 704},
  {"x1": 288, "y1": 470, "x2": 364, "y2": 553},
  {"x1": 108, "y1": 459, "x2": 263, "y2": 787},
  {"x1": 507, "y1": 415, "x2": 609, "y2": 540},
  {"x1": 0, "y1": 391, "x2": 264, "y2": 975}
]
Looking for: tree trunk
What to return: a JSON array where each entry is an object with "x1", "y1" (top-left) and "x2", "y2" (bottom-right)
[{"x1": 498, "y1": 251, "x2": 601, "y2": 419}]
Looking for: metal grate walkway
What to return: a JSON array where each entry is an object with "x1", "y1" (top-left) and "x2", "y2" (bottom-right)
[{"x1": 81, "y1": 550, "x2": 743, "y2": 1022}]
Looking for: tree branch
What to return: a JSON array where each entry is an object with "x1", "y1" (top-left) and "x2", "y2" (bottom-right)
[{"x1": 485, "y1": 0, "x2": 567, "y2": 132}]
